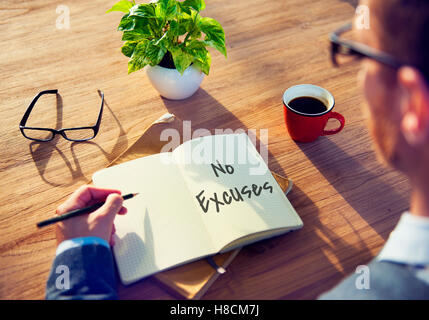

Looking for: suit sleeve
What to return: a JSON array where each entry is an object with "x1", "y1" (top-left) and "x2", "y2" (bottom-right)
[{"x1": 46, "y1": 243, "x2": 118, "y2": 300}]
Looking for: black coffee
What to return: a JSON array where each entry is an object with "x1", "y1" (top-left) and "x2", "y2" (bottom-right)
[{"x1": 288, "y1": 96, "x2": 328, "y2": 114}]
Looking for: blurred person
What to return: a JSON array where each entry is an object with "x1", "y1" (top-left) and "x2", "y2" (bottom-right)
[{"x1": 320, "y1": 0, "x2": 429, "y2": 299}]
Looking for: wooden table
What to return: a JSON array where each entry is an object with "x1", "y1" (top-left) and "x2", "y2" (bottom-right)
[{"x1": 0, "y1": 0, "x2": 411, "y2": 299}]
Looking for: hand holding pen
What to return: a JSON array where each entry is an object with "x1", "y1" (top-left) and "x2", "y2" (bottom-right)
[{"x1": 37, "y1": 186, "x2": 137, "y2": 246}]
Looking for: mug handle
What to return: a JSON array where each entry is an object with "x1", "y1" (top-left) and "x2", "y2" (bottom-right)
[{"x1": 322, "y1": 112, "x2": 345, "y2": 136}]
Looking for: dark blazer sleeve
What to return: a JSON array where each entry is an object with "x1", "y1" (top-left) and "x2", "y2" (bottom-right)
[{"x1": 46, "y1": 243, "x2": 118, "y2": 300}]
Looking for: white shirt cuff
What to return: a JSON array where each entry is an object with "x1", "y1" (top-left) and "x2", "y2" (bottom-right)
[{"x1": 56, "y1": 237, "x2": 110, "y2": 256}]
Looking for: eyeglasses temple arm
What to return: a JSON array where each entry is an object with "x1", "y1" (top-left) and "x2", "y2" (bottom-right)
[
  {"x1": 19, "y1": 89, "x2": 58, "y2": 127},
  {"x1": 94, "y1": 89, "x2": 104, "y2": 132}
]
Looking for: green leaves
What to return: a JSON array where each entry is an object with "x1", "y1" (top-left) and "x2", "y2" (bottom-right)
[
  {"x1": 169, "y1": 46, "x2": 193, "y2": 74},
  {"x1": 128, "y1": 40, "x2": 149, "y2": 73},
  {"x1": 145, "y1": 40, "x2": 168, "y2": 66},
  {"x1": 198, "y1": 17, "x2": 227, "y2": 58},
  {"x1": 121, "y1": 41, "x2": 138, "y2": 57},
  {"x1": 106, "y1": 0, "x2": 135, "y2": 13},
  {"x1": 179, "y1": 0, "x2": 205, "y2": 13},
  {"x1": 193, "y1": 54, "x2": 210, "y2": 75},
  {"x1": 156, "y1": 0, "x2": 178, "y2": 21},
  {"x1": 129, "y1": 3, "x2": 156, "y2": 18},
  {"x1": 186, "y1": 40, "x2": 211, "y2": 75},
  {"x1": 126, "y1": 39, "x2": 168, "y2": 73},
  {"x1": 169, "y1": 20, "x2": 187, "y2": 36},
  {"x1": 107, "y1": 0, "x2": 227, "y2": 75},
  {"x1": 122, "y1": 27, "x2": 151, "y2": 41},
  {"x1": 118, "y1": 13, "x2": 136, "y2": 31},
  {"x1": 129, "y1": 4, "x2": 162, "y2": 36}
]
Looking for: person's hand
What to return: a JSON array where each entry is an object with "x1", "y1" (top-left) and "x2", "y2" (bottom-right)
[{"x1": 55, "y1": 185, "x2": 128, "y2": 246}]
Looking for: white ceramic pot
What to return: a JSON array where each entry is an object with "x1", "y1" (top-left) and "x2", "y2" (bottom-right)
[{"x1": 146, "y1": 64, "x2": 204, "y2": 100}]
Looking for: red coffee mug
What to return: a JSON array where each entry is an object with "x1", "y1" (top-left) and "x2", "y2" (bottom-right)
[{"x1": 283, "y1": 84, "x2": 345, "y2": 143}]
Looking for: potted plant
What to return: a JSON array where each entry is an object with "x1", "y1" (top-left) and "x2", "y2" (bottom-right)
[{"x1": 107, "y1": 0, "x2": 227, "y2": 100}]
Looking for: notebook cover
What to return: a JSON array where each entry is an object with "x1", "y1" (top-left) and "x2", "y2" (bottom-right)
[{"x1": 99, "y1": 113, "x2": 292, "y2": 299}]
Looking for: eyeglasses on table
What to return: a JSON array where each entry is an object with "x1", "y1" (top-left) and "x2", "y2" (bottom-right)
[{"x1": 19, "y1": 89, "x2": 104, "y2": 142}]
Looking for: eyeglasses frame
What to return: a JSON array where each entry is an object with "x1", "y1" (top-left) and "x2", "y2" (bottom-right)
[
  {"x1": 19, "y1": 89, "x2": 104, "y2": 142},
  {"x1": 329, "y1": 22, "x2": 405, "y2": 70}
]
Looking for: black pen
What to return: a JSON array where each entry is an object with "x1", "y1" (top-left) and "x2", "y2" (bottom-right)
[{"x1": 36, "y1": 193, "x2": 138, "y2": 228}]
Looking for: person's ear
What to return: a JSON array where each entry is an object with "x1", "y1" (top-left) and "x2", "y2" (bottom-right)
[{"x1": 397, "y1": 67, "x2": 429, "y2": 146}]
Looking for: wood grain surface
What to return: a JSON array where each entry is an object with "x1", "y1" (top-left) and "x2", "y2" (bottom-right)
[{"x1": 0, "y1": 0, "x2": 410, "y2": 299}]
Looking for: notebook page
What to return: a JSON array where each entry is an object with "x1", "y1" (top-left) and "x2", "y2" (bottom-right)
[
  {"x1": 172, "y1": 133, "x2": 303, "y2": 251},
  {"x1": 92, "y1": 153, "x2": 216, "y2": 284}
]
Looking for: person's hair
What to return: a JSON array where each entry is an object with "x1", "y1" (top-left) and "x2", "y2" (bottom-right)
[{"x1": 373, "y1": 0, "x2": 429, "y2": 83}]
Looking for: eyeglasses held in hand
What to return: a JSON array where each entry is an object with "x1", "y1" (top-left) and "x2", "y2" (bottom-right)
[
  {"x1": 329, "y1": 22, "x2": 404, "y2": 69},
  {"x1": 19, "y1": 89, "x2": 104, "y2": 142}
]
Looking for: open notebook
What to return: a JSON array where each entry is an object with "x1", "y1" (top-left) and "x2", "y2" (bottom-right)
[{"x1": 93, "y1": 133, "x2": 303, "y2": 285}]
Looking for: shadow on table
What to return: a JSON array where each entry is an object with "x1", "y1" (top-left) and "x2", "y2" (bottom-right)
[
  {"x1": 29, "y1": 94, "x2": 128, "y2": 186},
  {"x1": 297, "y1": 137, "x2": 408, "y2": 240},
  {"x1": 30, "y1": 140, "x2": 85, "y2": 186}
]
